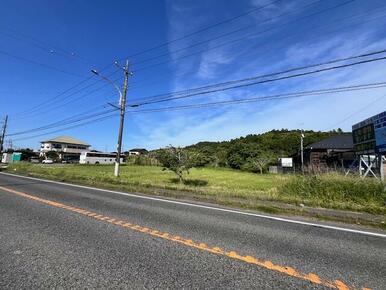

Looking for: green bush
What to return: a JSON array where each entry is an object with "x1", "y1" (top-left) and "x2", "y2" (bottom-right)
[{"x1": 126, "y1": 155, "x2": 159, "y2": 166}]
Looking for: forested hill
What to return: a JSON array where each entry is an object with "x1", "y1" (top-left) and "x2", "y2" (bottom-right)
[{"x1": 182, "y1": 129, "x2": 345, "y2": 170}]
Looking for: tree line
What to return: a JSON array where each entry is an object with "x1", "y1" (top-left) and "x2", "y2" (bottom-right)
[{"x1": 153, "y1": 129, "x2": 344, "y2": 175}]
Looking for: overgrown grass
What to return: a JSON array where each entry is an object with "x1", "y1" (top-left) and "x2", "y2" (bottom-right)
[
  {"x1": 277, "y1": 174, "x2": 386, "y2": 214},
  {"x1": 4, "y1": 163, "x2": 386, "y2": 215}
]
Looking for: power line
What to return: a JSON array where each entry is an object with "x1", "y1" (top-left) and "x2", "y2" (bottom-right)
[
  {"x1": 128, "y1": 49, "x2": 386, "y2": 106},
  {"x1": 18, "y1": 70, "x2": 122, "y2": 119},
  {"x1": 10, "y1": 64, "x2": 118, "y2": 119},
  {"x1": 13, "y1": 48, "x2": 384, "y2": 137},
  {"x1": 4, "y1": 0, "x2": 283, "y2": 119},
  {"x1": 128, "y1": 5, "x2": 386, "y2": 90},
  {"x1": 9, "y1": 50, "x2": 386, "y2": 136},
  {"x1": 0, "y1": 27, "x2": 95, "y2": 65},
  {"x1": 127, "y1": 83, "x2": 386, "y2": 114},
  {"x1": 121, "y1": 0, "x2": 283, "y2": 60},
  {"x1": 11, "y1": 113, "x2": 118, "y2": 142},
  {"x1": 6, "y1": 108, "x2": 117, "y2": 137},
  {"x1": 8, "y1": 48, "x2": 386, "y2": 138},
  {"x1": 324, "y1": 93, "x2": 386, "y2": 130},
  {"x1": 132, "y1": 0, "x2": 355, "y2": 72},
  {"x1": 9, "y1": 81, "x2": 386, "y2": 141},
  {"x1": 3, "y1": 0, "x2": 360, "y2": 123},
  {"x1": 131, "y1": 0, "x2": 321, "y2": 67},
  {"x1": 10, "y1": 76, "x2": 93, "y2": 117},
  {"x1": 0, "y1": 49, "x2": 85, "y2": 78}
]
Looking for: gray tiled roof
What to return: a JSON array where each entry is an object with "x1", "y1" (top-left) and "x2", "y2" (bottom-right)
[
  {"x1": 306, "y1": 134, "x2": 353, "y2": 150},
  {"x1": 40, "y1": 136, "x2": 90, "y2": 146}
]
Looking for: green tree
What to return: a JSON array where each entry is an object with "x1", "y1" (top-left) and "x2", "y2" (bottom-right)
[
  {"x1": 45, "y1": 151, "x2": 60, "y2": 162},
  {"x1": 251, "y1": 151, "x2": 275, "y2": 174},
  {"x1": 157, "y1": 146, "x2": 193, "y2": 182},
  {"x1": 151, "y1": 129, "x2": 344, "y2": 173}
]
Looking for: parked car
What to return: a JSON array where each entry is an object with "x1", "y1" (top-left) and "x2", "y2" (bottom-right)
[
  {"x1": 30, "y1": 157, "x2": 40, "y2": 163},
  {"x1": 42, "y1": 159, "x2": 54, "y2": 164}
]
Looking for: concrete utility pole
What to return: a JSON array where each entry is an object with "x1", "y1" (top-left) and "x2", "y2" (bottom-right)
[
  {"x1": 115, "y1": 60, "x2": 130, "y2": 177},
  {"x1": 300, "y1": 130, "x2": 304, "y2": 173},
  {"x1": 91, "y1": 60, "x2": 131, "y2": 177},
  {"x1": 379, "y1": 154, "x2": 384, "y2": 182},
  {"x1": 0, "y1": 115, "x2": 8, "y2": 155}
]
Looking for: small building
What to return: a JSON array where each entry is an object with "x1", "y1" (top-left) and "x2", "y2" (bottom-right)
[
  {"x1": 12, "y1": 152, "x2": 22, "y2": 162},
  {"x1": 1, "y1": 152, "x2": 22, "y2": 163},
  {"x1": 304, "y1": 134, "x2": 354, "y2": 171},
  {"x1": 269, "y1": 158, "x2": 294, "y2": 174},
  {"x1": 127, "y1": 148, "x2": 148, "y2": 156},
  {"x1": 1, "y1": 153, "x2": 12, "y2": 163},
  {"x1": 40, "y1": 136, "x2": 91, "y2": 162}
]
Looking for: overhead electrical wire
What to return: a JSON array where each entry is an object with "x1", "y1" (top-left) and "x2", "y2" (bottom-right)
[
  {"x1": 11, "y1": 65, "x2": 119, "y2": 119},
  {"x1": 137, "y1": 56, "x2": 386, "y2": 106},
  {"x1": 7, "y1": 0, "x2": 384, "y2": 143},
  {"x1": 0, "y1": 49, "x2": 85, "y2": 78},
  {"x1": 323, "y1": 93, "x2": 386, "y2": 130},
  {"x1": 18, "y1": 71, "x2": 122, "y2": 119},
  {"x1": 122, "y1": 0, "x2": 283, "y2": 60},
  {"x1": 132, "y1": 0, "x2": 355, "y2": 72},
  {"x1": 7, "y1": 0, "x2": 283, "y2": 118},
  {"x1": 7, "y1": 47, "x2": 386, "y2": 139},
  {"x1": 6, "y1": 0, "x2": 354, "y2": 122},
  {"x1": 7, "y1": 49, "x2": 386, "y2": 137},
  {"x1": 127, "y1": 83, "x2": 386, "y2": 114},
  {"x1": 0, "y1": 27, "x2": 95, "y2": 65},
  {"x1": 128, "y1": 5, "x2": 386, "y2": 90},
  {"x1": 11, "y1": 113, "x2": 118, "y2": 142},
  {"x1": 6, "y1": 108, "x2": 117, "y2": 137},
  {"x1": 127, "y1": 49, "x2": 386, "y2": 106},
  {"x1": 8, "y1": 81, "x2": 386, "y2": 141},
  {"x1": 130, "y1": 0, "x2": 321, "y2": 67}
]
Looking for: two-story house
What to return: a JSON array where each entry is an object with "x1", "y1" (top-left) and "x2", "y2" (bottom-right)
[{"x1": 40, "y1": 136, "x2": 91, "y2": 162}]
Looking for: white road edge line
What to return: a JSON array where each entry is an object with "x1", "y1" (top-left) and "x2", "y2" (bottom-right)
[{"x1": 1, "y1": 172, "x2": 385, "y2": 238}]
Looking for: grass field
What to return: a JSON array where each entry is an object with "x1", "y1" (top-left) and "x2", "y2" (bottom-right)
[{"x1": 5, "y1": 163, "x2": 386, "y2": 218}]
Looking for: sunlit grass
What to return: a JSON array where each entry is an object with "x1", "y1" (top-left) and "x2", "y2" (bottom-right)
[{"x1": 6, "y1": 163, "x2": 386, "y2": 214}]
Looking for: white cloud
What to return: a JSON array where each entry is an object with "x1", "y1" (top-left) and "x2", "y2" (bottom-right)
[
  {"x1": 197, "y1": 47, "x2": 232, "y2": 79},
  {"x1": 128, "y1": 0, "x2": 386, "y2": 150}
]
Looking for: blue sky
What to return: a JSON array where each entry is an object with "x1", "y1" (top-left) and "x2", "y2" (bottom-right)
[{"x1": 1, "y1": 0, "x2": 386, "y2": 151}]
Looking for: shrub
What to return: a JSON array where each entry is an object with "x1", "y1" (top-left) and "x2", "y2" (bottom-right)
[
  {"x1": 126, "y1": 155, "x2": 159, "y2": 166},
  {"x1": 156, "y1": 146, "x2": 193, "y2": 182}
]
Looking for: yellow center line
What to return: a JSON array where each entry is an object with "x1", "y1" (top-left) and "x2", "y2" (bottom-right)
[{"x1": 0, "y1": 185, "x2": 369, "y2": 290}]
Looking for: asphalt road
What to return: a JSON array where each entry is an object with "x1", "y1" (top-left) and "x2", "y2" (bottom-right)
[{"x1": 0, "y1": 173, "x2": 385, "y2": 289}]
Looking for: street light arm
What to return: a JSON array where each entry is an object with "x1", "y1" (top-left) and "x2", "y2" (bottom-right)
[{"x1": 91, "y1": 70, "x2": 123, "y2": 100}]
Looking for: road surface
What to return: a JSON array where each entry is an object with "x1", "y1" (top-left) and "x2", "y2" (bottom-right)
[{"x1": 0, "y1": 172, "x2": 385, "y2": 289}]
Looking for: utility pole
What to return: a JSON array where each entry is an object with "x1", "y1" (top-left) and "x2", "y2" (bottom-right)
[
  {"x1": 91, "y1": 60, "x2": 131, "y2": 177},
  {"x1": 114, "y1": 60, "x2": 130, "y2": 177},
  {"x1": 300, "y1": 130, "x2": 304, "y2": 173},
  {"x1": 379, "y1": 154, "x2": 384, "y2": 182},
  {"x1": 7, "y1": 140, "x2": 13, "y2": 151},
  {"x1": 0, "y1": 115, "x2": 8, "y2": 155}
]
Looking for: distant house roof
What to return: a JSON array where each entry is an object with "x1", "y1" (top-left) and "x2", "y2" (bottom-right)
[
  {"x1": 128, "y1": 148, "x2": 148, "y2": 153},
  {"x1": 40, "y1": 136, "x2": 90, "y2": 146},
  {"x1": 306, "y1": 134, "x2": 353, "y2": 150}
]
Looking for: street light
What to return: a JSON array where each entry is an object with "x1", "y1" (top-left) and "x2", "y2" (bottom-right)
[
  {"x1": 91, "y1": 60, "x2": 130, "y2": 177},
  {"x1": 91, "y1": 69, "x2": 123, "y2": 104}
]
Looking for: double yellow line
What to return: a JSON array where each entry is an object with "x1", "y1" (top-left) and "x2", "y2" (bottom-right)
[{"x1": 0, "y1": 185, "x2": 369, "y2": 290}]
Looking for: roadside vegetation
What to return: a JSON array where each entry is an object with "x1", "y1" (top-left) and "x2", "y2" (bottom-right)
[
  {"x1": 5, "y1": 163, "x2": 385, "y2": 217},
  {"x1": 162, "y1": 129, "x2": 344, "y2": 171}
]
